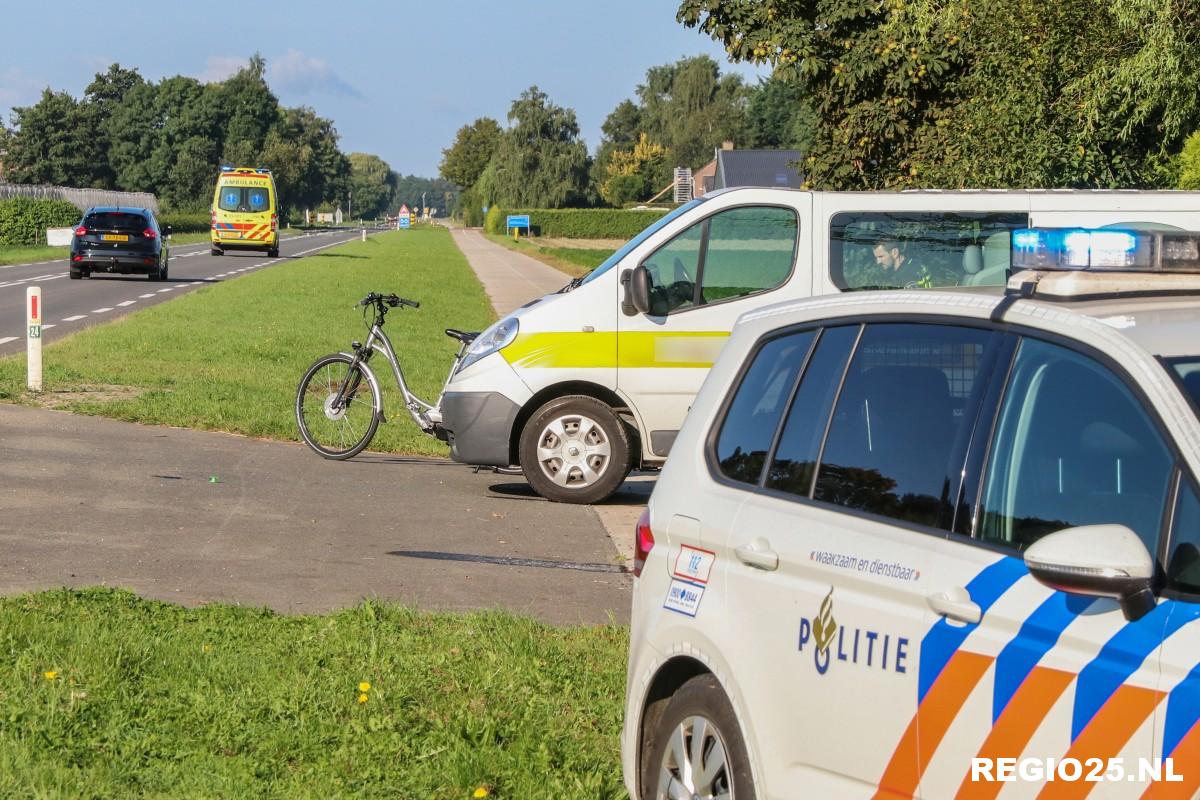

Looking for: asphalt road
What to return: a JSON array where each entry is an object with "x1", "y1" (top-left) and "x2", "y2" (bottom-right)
[
  {"x1": 0, "y1": 229, "x2": 367, "y2": 357},
  {"x1": 0, "y1": 404, "x2": 633, "y2": 625}
]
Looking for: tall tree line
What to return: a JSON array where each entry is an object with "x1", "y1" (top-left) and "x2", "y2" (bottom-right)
[{"x1": 3, "y1": 58, "x2": 357, "y2": 214}]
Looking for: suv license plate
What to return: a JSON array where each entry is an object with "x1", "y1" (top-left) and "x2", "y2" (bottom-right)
[{"x1": 102, "y1": 234, "x2": 129, "y2": 242}]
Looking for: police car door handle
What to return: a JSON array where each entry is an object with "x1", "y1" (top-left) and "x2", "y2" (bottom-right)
[
  {"x1": 734, "y1": 539, "x2": 779, "y2": 571},
  {"x1": 926, "y1": 587, "x2": 981, "y2": 624}
]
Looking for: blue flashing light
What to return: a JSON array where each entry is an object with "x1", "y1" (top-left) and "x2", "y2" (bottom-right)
[{"x1": 1013, "y1": 230, "x2": 1042, "y2": 249}]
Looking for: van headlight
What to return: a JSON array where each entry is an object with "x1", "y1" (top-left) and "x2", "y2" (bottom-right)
[{"x1": 459, "y1": 317, "x2": 519, "y2": 371}]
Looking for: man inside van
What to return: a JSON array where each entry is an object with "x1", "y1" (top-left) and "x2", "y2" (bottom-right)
[{"x1": 872, "y1": 238, "x2": 933, "y2": 289}]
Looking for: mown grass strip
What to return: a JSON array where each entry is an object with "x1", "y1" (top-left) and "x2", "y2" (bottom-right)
[
  {"x1": 0, "y1": 588, "x2": 628, "y2": 799},
  {"x1": 0, "y1": 228, "x2": 496, "y2": 456},
  {"x1": 485, "y1": 234, "x2": 614, "y2": 278}
]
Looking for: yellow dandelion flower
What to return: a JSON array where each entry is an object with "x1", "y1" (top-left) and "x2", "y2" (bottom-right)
[
  {"x1": 358, "y1": 681, "x2": 371, "y2": 692},
  {"x1": 358, "y1": 693, "x2": 369, "y2": 704},
  {"x1": 43, "y1": 671, "x2": 58, "y2": 681},
  {"x1": 473, "y1": 788, "x2": 490, "y2": 799},
  {"x1": 202, "y1": 644, "x2": 212, "y2": 653}
]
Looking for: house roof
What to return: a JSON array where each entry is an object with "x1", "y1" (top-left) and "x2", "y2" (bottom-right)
[{"x1": 715, "y1": 149, "x2": 803, "y2": 190}]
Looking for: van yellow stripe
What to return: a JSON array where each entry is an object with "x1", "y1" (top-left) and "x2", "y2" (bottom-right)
[{"x1": 501, "y1": 331, "x2": 728, "y2": 370}]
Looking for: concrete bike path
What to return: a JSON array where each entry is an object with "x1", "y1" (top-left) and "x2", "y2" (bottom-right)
[
  {"x1": 0, "y1": 404, "x2": 630, "y2": 625},
  {"x1": 446, "y1": 227, "x2": 651, "y2": 562}
]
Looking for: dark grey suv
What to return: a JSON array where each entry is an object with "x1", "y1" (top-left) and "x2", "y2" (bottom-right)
[{"x1": 70, "y1": 207, "x2": 171, "y2": 281}]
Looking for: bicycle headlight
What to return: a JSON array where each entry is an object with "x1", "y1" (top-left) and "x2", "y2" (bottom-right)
[{"x1": 459, "y1": 316, "x2": 519, "y2": 371}]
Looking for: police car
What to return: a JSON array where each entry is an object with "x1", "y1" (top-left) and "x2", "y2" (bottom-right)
[{"x1": 622, "y1": 228, "x2": 1200, "y2": 799}]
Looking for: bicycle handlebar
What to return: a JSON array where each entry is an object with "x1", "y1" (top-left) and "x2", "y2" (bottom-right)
[{"x1": 358, "y1": 292, "x2": 420, "y2": 310}]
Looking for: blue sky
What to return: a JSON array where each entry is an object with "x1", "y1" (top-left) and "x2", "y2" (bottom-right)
[{"x1": 1, "y1": 0, "x2": 766, "y2": 178}]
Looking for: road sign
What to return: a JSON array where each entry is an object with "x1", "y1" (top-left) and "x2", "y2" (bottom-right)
[
  {"x1": 399, "y1": 215, "x2": 411, "y2": 229},
  {"x1": 506, "y1": 214, "x2": 530, "y2": 230},
  {"x1": 399, "y1": 204, "x2": 410, "y2": 215}
]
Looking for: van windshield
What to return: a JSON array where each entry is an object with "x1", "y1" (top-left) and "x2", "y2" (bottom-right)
[
  {"x1": 218, "y1": 186, "x2": 271, "y2": 213},
  {"x1": 580, "y1": 197, "x2": 709, "y2": 286}
]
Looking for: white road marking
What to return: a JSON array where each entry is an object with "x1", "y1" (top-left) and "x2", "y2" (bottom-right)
[
  {"x1": 61, "y1": 315, "x2": 86, "y2": 322},
  {"x1": 157, "y1": 288, "x2": 173, "y2": 293},
  {"x1": 139, "y1": 293, "x2": 155, "y2": 298},
  {"x1": 0, "y1": 337, "x2": 17, "y2": 344},
  {"x1": 189, "y1": 281, "x2": 203, "y2": 286},
  {"x1": 41, "y1": 324, "x2": 55, "y2": 330},
  {"x1": 118, "y1": 300, "x2": 136, "y2": 307},
  {"x1": 91, "y1": 307, "x2": 113, "y2": 313}
]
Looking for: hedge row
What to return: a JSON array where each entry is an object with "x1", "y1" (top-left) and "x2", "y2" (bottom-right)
[
  {"x1": 0, "y1": 198, "x2": 82, "y2": 246},
  {"x1": 159, "y1": 212, "x2": 211, "y2": 234},
  {"x1": 483, "y1": 207, "x2": 669, "y2": 239}
]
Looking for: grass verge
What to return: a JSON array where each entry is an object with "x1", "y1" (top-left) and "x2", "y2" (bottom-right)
[
  {"x1": 485, "y1": 234, "x2": 614, "y2": 278},
  {"x1": 0, "y1": 588, "x2": 628, "y2": 799},
  {"x1": 0, "y1": 227, "x2": 496, "y2": 457}
]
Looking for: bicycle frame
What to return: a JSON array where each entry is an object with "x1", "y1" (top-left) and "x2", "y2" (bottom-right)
[{"x1": 338, "y1": 319, "x2": 467, "y2": 435}]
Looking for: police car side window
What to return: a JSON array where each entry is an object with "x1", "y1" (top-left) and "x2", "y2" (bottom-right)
[
  {"x1": 714, "y1": 330, "x2": 817, "y2": 486},
  {"x1": 978, "y1": 338, "x2": 1174, "y2": 555},
  {"x1": 812, "y1": 324, "x2": 997, "y2": 530},
  {"x1": 1167, "y1": 480, "x2": 1200, "y2": 596}
]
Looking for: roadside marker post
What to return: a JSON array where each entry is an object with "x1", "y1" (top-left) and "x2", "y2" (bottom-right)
[
  {"x1": 27, "y1": 286, "x2": 42, "y2": 391},
  {"x1": 362, "y1": 228, "x2": 366, "y2": 242}
]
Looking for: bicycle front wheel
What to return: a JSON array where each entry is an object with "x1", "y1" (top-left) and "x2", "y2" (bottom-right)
[{"x1": 296, "y1": 354, "x2": 381, "y2": 459}]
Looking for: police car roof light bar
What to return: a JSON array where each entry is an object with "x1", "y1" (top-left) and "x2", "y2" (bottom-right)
[{"x1": 1012, "y1": 227, "x2": 1200, "y2": 274}]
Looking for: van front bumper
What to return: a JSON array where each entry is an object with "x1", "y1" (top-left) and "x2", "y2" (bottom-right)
[{"x1": 440, "y1": 391, "x2": 521, "y2": 467}]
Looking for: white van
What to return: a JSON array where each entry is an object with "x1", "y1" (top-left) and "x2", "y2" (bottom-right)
[{"x1": 439, "y1": 188, "x2": 1200, "y2": 503}]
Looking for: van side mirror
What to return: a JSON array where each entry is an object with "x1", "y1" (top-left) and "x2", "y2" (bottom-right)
[
  {"x1": 622, "y1": 265, "x2": 653, "y2": 316},
  {"x1": 1024, "y1": 525, "x2": 1156, "y2": 621}
]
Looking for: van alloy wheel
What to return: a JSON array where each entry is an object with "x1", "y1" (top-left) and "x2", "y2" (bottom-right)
[
  {"x1": 518, "y1": 395, "x2": 633, "y2": 504},
  {"x1": 656, "y1": 715, "x2": 732, "y2": 800},
  {"x1": 535, "y1": 413, "x2": 611, "y2": 488}
]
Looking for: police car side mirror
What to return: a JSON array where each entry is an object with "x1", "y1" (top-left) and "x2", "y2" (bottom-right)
[
  {"x1": 622, "y1": 266, "x2": 653, "y2": 316},
  {"x1": 1024, "y1": 524, "x2": 1156, "y2": 622}
]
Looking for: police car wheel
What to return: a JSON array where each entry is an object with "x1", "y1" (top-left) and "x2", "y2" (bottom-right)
[
  {"x1": 519, "y1": 395, "x2": 632, "y2": 504},
  {"x1": 644, "y1": 674, "x2": 756, "y2": 800}
]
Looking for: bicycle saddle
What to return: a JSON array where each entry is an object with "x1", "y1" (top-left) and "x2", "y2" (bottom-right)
[{"x1": 445, "y1": 328, "x2": 479, "y2": 344}]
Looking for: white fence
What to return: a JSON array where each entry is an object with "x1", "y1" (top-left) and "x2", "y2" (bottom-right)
[{"x1": 0, "y1": 183, "x2": 159, "y2": 213}]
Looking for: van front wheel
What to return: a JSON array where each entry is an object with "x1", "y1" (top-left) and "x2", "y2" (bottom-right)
[{"x1": 519, "y1": 395, "x2": 632, "y2": 504}]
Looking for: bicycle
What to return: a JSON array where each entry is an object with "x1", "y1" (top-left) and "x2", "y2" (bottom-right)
[{"x1": 295, "y1": 292, "x2": 477, "y2": 459}]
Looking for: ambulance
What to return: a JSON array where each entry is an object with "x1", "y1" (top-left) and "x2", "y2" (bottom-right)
[
  {"x1": 622, "y1": 226, "x2": 1200, "y2": 799},
  {"x1": 210, "y1": 166, "x2": 280, "y2": 257},
  {"x1": 438, "y1": 189, "x2": 1200, "y2": 503}
]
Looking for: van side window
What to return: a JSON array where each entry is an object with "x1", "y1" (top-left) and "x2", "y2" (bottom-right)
[
  {"x1": 701, "y1": 207, "x2": 797, "y2": 303},
  {"x1": 641, "y1": 206, "x2": 798, "y2": 316},
  {"x1": 1168, "y1": 480, "x2": 1200, "y2": 596},
  {"x1": 829, "y1": 212, "x2": 1028, "y2": 291},
  {"x1": 812, "y1": 324, "x2": 998, "y2": 530},
  {"x1": 714, "y1": 330, "x2": 817, "y2": 486},
  {"x1": 978, "y1": 338, "x2": 1174, "y2": 554}
]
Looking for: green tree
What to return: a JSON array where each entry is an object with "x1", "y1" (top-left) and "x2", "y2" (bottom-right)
[
  {"x1": 636, "y1": 56, "x2": 748, "y2": 171},
  {"x1": 439, "y1": 117, "x2": 502, "y2": 188},
  {"x1": 478, "y1": 87, "x2": 591, "y2": 208},
  {"x1": 5, "y1": 90, "x2": 101, "y2": 186},
  {"x1": 745, "y1": 77, "x2": 815, "y2": 151},
  {"x1": 261, "y1": 106, "x2": 350, "y2": 214},
  {"x1": 347, "y1": 153, "x2": 394, "y2": 218},
  {"x1": 391, "y1": 174, "x2": 458, "y2": 218},
  {"x1": 678, "y1": 0, "x2": 1200, "y2": 189},
  {"x1": 216, "y1": 54, "x2": 280, "y2": 167},
  {"x1": 1178, "y1": 131, "x2": 1200, "y2": 190}
]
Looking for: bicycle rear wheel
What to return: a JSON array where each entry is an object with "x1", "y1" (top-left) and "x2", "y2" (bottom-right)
[{"x1": 296, "y1": 354, "x2": 380, "y2": 459}]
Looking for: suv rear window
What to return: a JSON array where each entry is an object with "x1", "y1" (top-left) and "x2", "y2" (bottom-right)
[
  {"x1": 84, "y1": 212, "x2": 148, "y2": 231},
  {"x1": 218, "y1": 187, "x2": 271, "y2": 213}
]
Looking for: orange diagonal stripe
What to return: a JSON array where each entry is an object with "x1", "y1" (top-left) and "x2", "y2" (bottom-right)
[
  {"x1": 873, "y1": 650, "x2": 994, "y2": 799},
  {"x1": 1037, "y1": 684, "x2": 1166, "y2": 800},
  {"x1": 957, "y1": 666, "x2": 1076, "y2": 799},
  {"x1": 1141, "y1": 720, "x2": 1200, "y2": 800}
]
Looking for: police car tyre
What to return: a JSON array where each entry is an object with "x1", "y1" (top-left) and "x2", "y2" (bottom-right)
[
  {"x1": 295, "y1": 353, "x2": 380, "y2": 460},
  {"x1": 519, "y1": 395, "x2": 633, "y2": 504},
  {"x1": 643, "y1": 674, "x2": 756, "y2": 800}
]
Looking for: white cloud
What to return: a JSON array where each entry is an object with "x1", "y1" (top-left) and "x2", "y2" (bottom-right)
[
  {"x1": 198, "y1": 55, "x2": 247, "y2": 84},
  {"x1": 267, "y1": 50, "x2": 361, "y2": 98}
]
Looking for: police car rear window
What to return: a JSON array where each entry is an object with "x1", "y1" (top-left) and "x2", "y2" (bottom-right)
[
  {"x1": 218, "y1": 187, "x2": 271, "y2": 213},
  {"x1": 1169, "y1": 358, "x2": 1200, "y2": 412}
]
